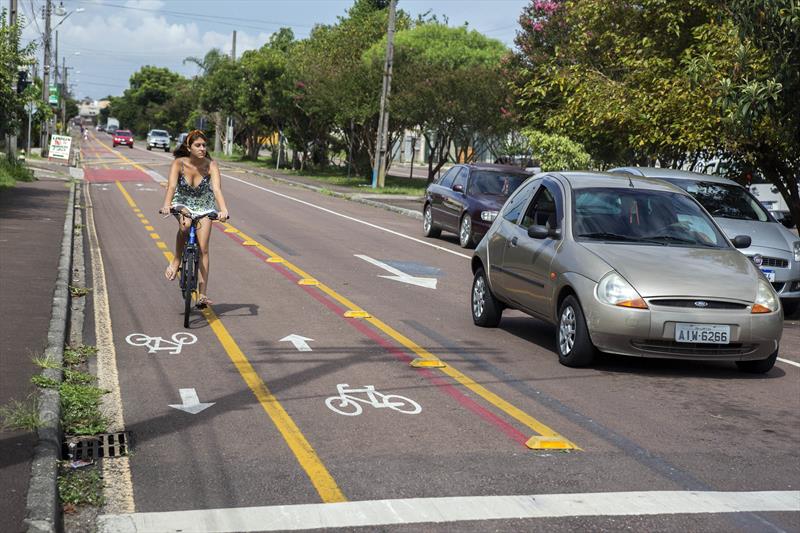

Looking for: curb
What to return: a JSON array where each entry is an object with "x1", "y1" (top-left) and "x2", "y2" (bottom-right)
[
  {"x1": 220, "y1": 164, "x2": 423, "y2": 221},
  {"x1": 24, "y1": 182, "x2": 76, "y2": 533}
]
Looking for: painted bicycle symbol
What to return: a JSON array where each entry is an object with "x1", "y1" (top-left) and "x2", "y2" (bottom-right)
[
  {"x1": 325, "y1": 384, "x2": 421, "y2": 416},
  {"x1": 125, "y1": 332, "x2": 197, "y2": 355}
]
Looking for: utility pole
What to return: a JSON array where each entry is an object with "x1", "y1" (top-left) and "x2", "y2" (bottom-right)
[
  {"x1": 7, "y1": 0, "x2": 19, "y2": 160},
  {"x1": 371, "y1": 0, "x2": 396, "y2": 188},
  {"x1": 225, "y1": 30, "x2": 236, "y2": 156},
  {"x1": 62, "y1": 58, "x2": 71, "y2": 134},
  {"x1": 41, "y1": 0, "x2": 52, "y2": 156}
]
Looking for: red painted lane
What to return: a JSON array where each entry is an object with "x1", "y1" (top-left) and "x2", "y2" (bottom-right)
[
  {"x1": 84, "y1": 168, "x2": 153, "y2": 183},
  {"x1": 215, "y1": 224, "x2": 531, "y2": 446}
]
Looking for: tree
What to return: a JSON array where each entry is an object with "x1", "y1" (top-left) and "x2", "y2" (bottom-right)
[
  {"x1": 107, "y1": 66, "x2": 188, "y2": 135},
  {"x1": 369, "y1": 23, "x2": 511, "y2": 181},
  {"x1": 1, "y1": 8, "x2": 36, "y2": 155},
  {"x1": 522, "y1": 129, "x2": 591, "y2": 171}
]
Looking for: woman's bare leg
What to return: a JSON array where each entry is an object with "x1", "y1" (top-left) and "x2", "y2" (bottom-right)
[
  {"x1": 166, "y1": 216, "x2": 191, "y2": 279},
  {"x1": 195, "y1": 218, "x2": 212, "y2": 298}
]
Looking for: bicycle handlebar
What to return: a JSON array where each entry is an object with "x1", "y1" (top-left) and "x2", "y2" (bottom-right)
[{"x1": 165, "y1": 208, "x2": 227, "y2": 221}]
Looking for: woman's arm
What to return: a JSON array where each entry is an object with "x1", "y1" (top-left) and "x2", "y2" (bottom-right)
[
  {"x1": 209, "y1": 160, "x2": 229, "y2": 221},
  {"x1": 159, "y1": 159, "x2": 181, "y2": 214}
]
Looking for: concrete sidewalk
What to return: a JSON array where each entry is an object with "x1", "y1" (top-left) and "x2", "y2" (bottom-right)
[{"x1": 0, "y1": 162, "x2": 72, "y2": 533}]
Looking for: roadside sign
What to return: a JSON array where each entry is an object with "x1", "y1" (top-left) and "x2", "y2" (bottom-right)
[
  {"x1": 48, "y1": 83, "x2": 59, "y2": 105},
  {"x1": 48, "y1": 134, "x2": 72, "y2": 161}
]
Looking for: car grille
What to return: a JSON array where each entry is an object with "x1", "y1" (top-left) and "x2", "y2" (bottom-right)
[
  {"x1": 631, "y1": 340, "x2": 757, "y2": 356},
  {"x1": 748, "y1": 256, "x2": 789, "y2": 268},
  {"x1": 648, "y1": 299, "x2": 747, "y2": 310},
  {"x1": 772, "y1": 282, "x2": 785, "y2": 292}
]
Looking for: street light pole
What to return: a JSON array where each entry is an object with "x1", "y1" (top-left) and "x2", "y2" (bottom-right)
[
  {"x1": 371, "y1": 0, "x2": 396, "y2": 188},
  {"x1": 41, "y1": 0, "x2": 52, "y2": 156},
  {"x1": 7, "y1": 0, "x2": 19, "y2": 160}
]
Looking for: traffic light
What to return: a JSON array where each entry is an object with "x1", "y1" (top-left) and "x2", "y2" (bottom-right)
[{"x1": 16, "y1": 70, "x2": 31, "y2": 94}]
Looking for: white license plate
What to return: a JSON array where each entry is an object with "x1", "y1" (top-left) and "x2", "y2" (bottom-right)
[
  {"x1": 761, "y1": 268, "x2": 775, "y2": 282},
  {"x1": 675, "y1": 323, "x2": 730, "y2": 344}
]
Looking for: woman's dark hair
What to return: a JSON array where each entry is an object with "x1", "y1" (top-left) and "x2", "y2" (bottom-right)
[{"x1": 173, "y1": 129, "x2": 213, "y2": 159}]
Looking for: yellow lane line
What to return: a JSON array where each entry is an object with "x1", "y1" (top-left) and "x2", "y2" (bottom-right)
[
  {"x1": 94, "y1": 136, "x2": 150, "y2": 173},
  {"x1": 115, "y1": 181, "x2": 136, "y2": 207},
  {"x1": 114, "y1": 182, "x2": 347, "y2": 503},
  {"x1": 202, "y1": 306, "x2": 346, "y2": 502},
  {"x1": 224, "y1": 223, "x2": 579, "y2": 450}
]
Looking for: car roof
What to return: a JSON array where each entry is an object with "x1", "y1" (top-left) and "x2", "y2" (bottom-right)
[
  {"x1": 116, "y1": 130, "x2": 131, "y2": 134},
  {"x1": 150, "y1": 129, "x2": 167, "y2": 134},
  {"x1": 609, "y1": 166, "x2": 739, "y2": 186},
  {"x1": 462, "y1": 162, "x2": 531, "y2": 174},
  {"x1": 548, "y1": 171, "x2": 686, "y2": 193}
]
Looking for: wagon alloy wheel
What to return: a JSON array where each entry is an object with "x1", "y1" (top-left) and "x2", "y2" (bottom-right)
[
  {"x1": 422, "y1": 204, "x2": 440, "y2": 238},
  {"x1": 471, "y1": 267, "x2": 502, "y2": 327},
  {"x1": 557, "y1": 295, "x2": 596, "y2": 367},
  {"x1": 459, "y1": 214, "x2": 474, "y2": 248}
]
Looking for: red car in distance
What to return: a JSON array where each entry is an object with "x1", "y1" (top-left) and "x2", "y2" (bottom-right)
[{"x1": 112, "y1": 130, "x2": 134, "y2": 148}]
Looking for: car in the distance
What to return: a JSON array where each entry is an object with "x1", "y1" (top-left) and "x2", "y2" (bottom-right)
[
  {"x1": 146, "y1": 129, "x2": 171, "y2": 151},
  {"x1": 176, "y1": 132, "x2": 188, "y2": 147},
  {"x1": 610, "y1": 167, "x2": 800, "y2": 316},
  {"x1": 471, "y1": 171, "x2": 783, "y2": 373},
  {"x1": 423, "y1": 163, "x2": 531, "y2": 248},
  {"x1": 112, "y1": 130, "x2": 134, "y2": 148}
]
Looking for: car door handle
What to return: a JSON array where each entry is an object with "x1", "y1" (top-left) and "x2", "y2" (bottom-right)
[{"x1": 509, "y1": 236, "x2": 518, "y2": 247}]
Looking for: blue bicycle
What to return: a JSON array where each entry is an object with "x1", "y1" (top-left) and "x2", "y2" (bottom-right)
[{"x1": 170, "y1": 208, "x2": 218, "y2": 327}]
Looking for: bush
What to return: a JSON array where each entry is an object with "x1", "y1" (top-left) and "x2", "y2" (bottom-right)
[
  {"x1": 522, "y1": 130, "x2": 592, "y2": 172},
  {"x1": 0, "y1": 158, "x2": 34, "y2": 188}
]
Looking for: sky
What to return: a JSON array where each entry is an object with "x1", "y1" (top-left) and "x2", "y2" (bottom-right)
[{"x1": 14, "y1": 0, "x2": 530, "y2": 100}]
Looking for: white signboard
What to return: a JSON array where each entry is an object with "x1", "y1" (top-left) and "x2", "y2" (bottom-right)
[{"x1": 48, "y1": 135, "x2": 72, "y2": 161}]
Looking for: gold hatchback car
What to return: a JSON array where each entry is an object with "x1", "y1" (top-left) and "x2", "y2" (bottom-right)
[{"x1": 471, "y1": 172, "x2": 784, "y2": 372}]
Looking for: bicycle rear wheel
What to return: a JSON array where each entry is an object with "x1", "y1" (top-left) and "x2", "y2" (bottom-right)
[{"x1": 181, "y1": 248, "x2": 197, "y2": 328}]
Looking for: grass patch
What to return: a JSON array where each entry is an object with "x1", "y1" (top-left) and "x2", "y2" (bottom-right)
[
  {"x1": 69, "y1": 285, "x2": 92, "y2": 297},
  {"x1": 61, "y1": 382, "x2": 108, "y2": 435},
  {"x1": 0, "y1": 158, "x2": 35, "y2": 188},
  {"x1": 33, "y1": 354, "x2": 61, "y2": 369},
  {"x1": 58, "y1": 466, "x2": 105, "y2": 507},
  {"x1": 63, "y1": 345, "x2": 97, "y2": 366},
  {"x1": 31, "y1": 374, "x2": 59, "y2": 389},
  {"x1": 0, "y1": 397, "x2": 42, "y2": 431},
  {"x1": 279, "y1": 168, "x2": 427, "y2": 196},
  {"x1": 63, "y1": 368, "x2": 97, "y2": 385}
]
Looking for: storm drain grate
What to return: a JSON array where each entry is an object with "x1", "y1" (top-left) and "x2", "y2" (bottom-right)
[{"x1": 63, "y1": 432, "x2": 132, "y2": 460}]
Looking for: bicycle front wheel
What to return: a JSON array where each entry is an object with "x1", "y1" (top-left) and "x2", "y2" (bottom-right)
[{"x1": 182, "y1": 249, "x2": 197, "y2": 328}]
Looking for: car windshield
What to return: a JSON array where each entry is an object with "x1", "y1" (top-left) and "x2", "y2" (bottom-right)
[
  {"x1": 116, "y1": 130, "x2": 131, "y2": 135},
  {"x1": 663, "y1": 179, "x2": 770, "y2": 222},
  {"x1": 573, "y1": 188, "x2": 729, "y2": 248},
  {"x1": 151, "y1": 131, "x2": 167, "y2": 137},
  {"x1": 467, "y1": 171, "x2": 527, "y2": 197}
]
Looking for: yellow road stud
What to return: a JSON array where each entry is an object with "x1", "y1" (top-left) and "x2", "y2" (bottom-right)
[
  {"x1": 266, "y1": 257, "x2": 285, "y2": 263},
  {"x1": 410, "y1": 358, "x2": 446, "y2": 368},
  {"x1": 224, "y1": 228, "x2": 238, "y2": 233},
  {"x1": 343, "y1": 310, "x2": 371, "y2": 318},
  {"x1": 298, "y1": 278, "x2": 319, "y2": 286},
  {"x1": 525, "y1": 436, "x2": 577, "y2": 451},
  {"x1": 242, "y1": 240, "x2": 258, "y2": 246}
]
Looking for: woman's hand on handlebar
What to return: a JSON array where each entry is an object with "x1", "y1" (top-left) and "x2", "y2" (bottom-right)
[
  {"x1": 217, "y1": 210, "x2": 229, "y2": 222},
  {"x1": 158, "y1": 206, "x2": 171, "y2": 216}
]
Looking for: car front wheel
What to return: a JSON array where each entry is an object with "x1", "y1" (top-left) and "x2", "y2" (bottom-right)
[
  {"x1": 422, "y1": 204, "x2": 441, "y2": 238},
  {"x1": 557, "y1": 295, "x2": 596, "y2": 367},
  {"x1": 459, "y1": 214, "x2": 474, "y2": 248},
  {"x1": 471, "y1": 267, "x2": 502, "y2": 327},
  {"x1": 735, "y1": 350, "x2": 777, "y2": 373},
  {"x1": 147, "y1": 145, "x2": 151, "y2": 151}
]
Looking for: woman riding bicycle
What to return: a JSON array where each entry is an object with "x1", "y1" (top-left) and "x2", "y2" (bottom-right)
[{"x1": 159, "y1": 130, "x2": 229, "y2": 308}]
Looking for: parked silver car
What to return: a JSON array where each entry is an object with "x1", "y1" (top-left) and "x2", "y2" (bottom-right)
[
  {"x1": 146, "y1": 129, "x2": 171, "y2": 152},
  {"x1": 611, "y1": 168, "x2": 800, "y2": 315},
  {"x1": 471, "y1": 172, "x2": 783, "y2": 372}
]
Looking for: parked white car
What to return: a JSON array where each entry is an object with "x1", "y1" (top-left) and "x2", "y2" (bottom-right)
[{"x1": 146, "y1": 129, "x2": 171, "y2": 152}]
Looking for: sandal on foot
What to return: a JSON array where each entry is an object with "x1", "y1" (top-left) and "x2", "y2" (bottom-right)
[
  {"x1": 165, "y1": 263, "x2": 181, "y2": 281},
  {"x1": 195, "y1": 295, "x2": 213, "y2": 309}
]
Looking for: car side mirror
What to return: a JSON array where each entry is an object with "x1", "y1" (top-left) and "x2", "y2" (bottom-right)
[
  {"x1": 732, "y1": 235, "x2": 751, "y2": 249},
  {"x1": 528, "y1": 225, "x2": 561, "y2": 239},
  {"x1": 453, "y1": 184, "x2": 464, "y2": 193}
]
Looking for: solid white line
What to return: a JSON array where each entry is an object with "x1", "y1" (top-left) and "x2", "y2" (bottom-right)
[
  {"x1": 97, "y1": 490, "x2": 799, "y2": 532},
  {"x1": 777, "y1": 357, "x2": 800, "y2": 368}
]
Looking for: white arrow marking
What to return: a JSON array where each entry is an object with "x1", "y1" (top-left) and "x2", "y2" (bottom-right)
[
  {"x1": 355, "y1": 254, "x2": 437, "y2": 289},
  {"x1": 280, "y1": 334, "x2": 314, "y2": 352},
  {"x1": 168, "y1": 388, "x2": 215, "y2": 414}
]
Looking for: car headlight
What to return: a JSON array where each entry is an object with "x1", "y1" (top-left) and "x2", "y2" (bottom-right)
[
  {"x1": 481, "y1": 210, "x2": 498, "y2": 222},
  {"x1": 793, "y1": 241, "x2": 800, "y2": 262},
  {"x1": 752, "y1": 278, "x2": 780, "y2": 314},
  {"x1": 596, "y1": 272, "x2": 648, "y2": 309}
]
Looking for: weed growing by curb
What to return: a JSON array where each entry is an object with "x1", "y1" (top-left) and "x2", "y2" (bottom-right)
[
  {"x1": 32, "y1": 354, "x2": 61, "y2": 369},
  {"x1": 31, "y1": 375, "x2": 59, "y2": 389},
  {"x1": 58, "y1": 466, "x2": 105, "y2": 507},
  {"x1": 63, "y1": 345, "x2": 97, "y2": 366},
  {"x1": 0, "y1": 396, "x2": 42, "y2": 431},
  {"x1": 68, "y1": 285, "x2": 92, "y2": 297},
  {"x1": 61, "y1": 383, "x2": 108, "y2": 435}
]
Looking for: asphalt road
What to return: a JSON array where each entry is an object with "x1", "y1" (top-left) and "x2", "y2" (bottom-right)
[{"x1": 81, "y1": 131, "x2": 799, "y2": 532}]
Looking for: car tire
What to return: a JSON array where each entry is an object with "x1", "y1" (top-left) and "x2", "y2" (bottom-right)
[
  {"x1": 422, "y1": 204, "x2": 441, "y2": 238},
  {"x1": 735, "y1": 350, "x2": 778, "y2": 373},
  {"x1": 112, "y1": 143, "x2": 117, "y2": 147},
  {"x1": 147, "y1": 145, "x2": 151, "y2": 151},
  {"x1": 165, "y1": 147, "x2": 170, "y2": 152},
  {"x1": 129, "y1": 144, "x2": 133, "y2": 149},
  {"x1": 557, "y1": 295, "x2": 596, "y2": 367},
  {"x1": 459, "y1": 214, "x2": 474, "y2": 248},
  {"x1": 471, "y1": 267, "x2": 502, "y2": 327}
]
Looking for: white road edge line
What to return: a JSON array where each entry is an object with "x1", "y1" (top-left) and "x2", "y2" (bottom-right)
[
  {"x1": 85, "y1": 183, "x2": 136, "y2": 513},
  {"x1": 97, "y1": 490, "x2": 798, "y2": 533},
  {"x1": 777, "y1": 357, "x2": 800, "y2": 368}
]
